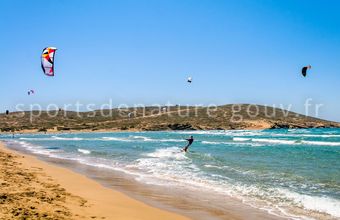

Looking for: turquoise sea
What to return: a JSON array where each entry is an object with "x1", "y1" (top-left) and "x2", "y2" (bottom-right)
[{"x1": 1, "y1": 128, "x2": 340, "y2": 219}]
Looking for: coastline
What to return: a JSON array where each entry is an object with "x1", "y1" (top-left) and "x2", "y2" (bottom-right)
[
  {"x1": 0, "y1": 141, "x2": 190, "y2": 220},
  {"x1": 3, "y1": 128, "x2": 338, "y2": 219},
  {"x1": 3, "y1": 128, "x2": 337, "y2": 219},
  {"x1": 0, "y1": 137, "x2": 288, "y2": 220},
  {"x1": 0, "y1": 136, "x2": 290, "y2": 220}
]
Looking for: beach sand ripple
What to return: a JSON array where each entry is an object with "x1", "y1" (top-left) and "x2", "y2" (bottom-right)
[{"x1": 0, "y1": 150, "x2": 88, "y2": 220}]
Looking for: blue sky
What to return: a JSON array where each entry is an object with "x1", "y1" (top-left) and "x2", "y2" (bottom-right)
[{"x1": 1, "y1": 0, "x2": 340, "y2": 121}]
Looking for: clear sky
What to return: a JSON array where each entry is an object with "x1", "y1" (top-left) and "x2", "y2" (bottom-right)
[{"x1": 1, "y1": 0, "x2": 340, "y2": 121}]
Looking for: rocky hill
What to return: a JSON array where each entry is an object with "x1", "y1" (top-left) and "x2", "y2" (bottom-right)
[{"x1": 0, "y1": 104, "x2": 339, "y2": 133}]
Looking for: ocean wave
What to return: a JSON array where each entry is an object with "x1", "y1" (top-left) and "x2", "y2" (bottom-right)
[
  {"x1": 175, "y1": 130, "x2": 263, "y2": 137},
  {"x1": 130, "y1": 135, "x2": 154, "y2": 141},
  {"x1": 51, "y1": 136, "x2": 84, "y2": 141},
  {"x1": 204, "y1": 164, "x2": 223, "y2": 169},
  {"x1": 145, "y1": 147, "x2": 187, "y2": 160},
  {"x1": 175, "y1": 130, "x2": 226, "y2": 135},
  {"x1": 232, "y1": 137, "x2": 340, "y2": 147},
  {"x1": 271, "y1": 133, "x2": 340, "y2": 138},
  {"x1": 201, "y1": 140, "x2": 262, "y2": 147},
  {"x1": 251, "y1": 138, "x2": 297, "y2": 145},
  {"x1": 232, "y1": 137, "x2": 251, "y2": 142},
  {"x1": 19, "y1": 136, "x2": 85, "y2": 141},
  {"x1": 158, "y1": 138, "x2": 185, "y2": 142},
  {"x1": 301, "y1": 140, "x2": 340, "y2": 146},
  {"x1": 100, "y1": 136, "x2": 185, "y2": 143},
  {"x1": 101, "y1": 137, "x2": 133, "y2": 142},
  {"x1": 19, "y1": 137, "x2": 51, "y2": 141},
  {"x1": 131, "y1": 136, "x2": 184, "y2": 142},
  {"x1": 233, "y1": 137, "x2": 297, "y2": 145},
  {"x1": 301, "y1": 134, "x2": 340, "y2": 138},
  {"x1": 277, "y1": 188, "x2": 340, "y2": 218},
  {"x1": 19, "y1": 136, "x2": 186, "y2": 143},
  {"x1": 130, "y1": 155, "x2": 301, "y2": 218},
  {"x1": 9, "y1": 140, "x2": 60, "y2": 156},
  {"x1": 77, "y1": 149, "x2": 91, "y2": 155},
  {"x1": 201, "y1": 141, "x2": 224, "y2": 145}
]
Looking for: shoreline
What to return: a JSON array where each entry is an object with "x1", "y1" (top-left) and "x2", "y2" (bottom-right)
[
  {"x1": 0, "y1": 126, "x2": 335, "y2": 136},
  {"x1": 1, "y1": 138, "x2": 287, "y2": 220},
  {"x1": 0, "y1": 141, "x2": 190, "y2": 220},
  {"x1": 1, "y1": 123, "x2": 340, "y2": 137}
]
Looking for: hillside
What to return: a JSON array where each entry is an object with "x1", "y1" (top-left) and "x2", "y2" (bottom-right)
[{"x1": 0, "y1": 104, "x2": 339, "y2": 133}]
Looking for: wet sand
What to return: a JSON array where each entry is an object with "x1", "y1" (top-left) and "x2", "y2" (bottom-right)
[{"x1": 0, "y1": 141, "x2": 190, "y2": 220}]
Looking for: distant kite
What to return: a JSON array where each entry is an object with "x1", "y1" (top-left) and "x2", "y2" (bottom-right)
[
  {"x1": 28, "y1": 89, "x2": 35, "y2": 95},
  {"x1": 41, "y1": 47, "x2": 57, "y2": 76},
  {"x1": 187, "y1": 76, "x2": 192, "y2": 83},
  {"x1": 301, "y1": 65, "x2": 311, "y2": 77}
]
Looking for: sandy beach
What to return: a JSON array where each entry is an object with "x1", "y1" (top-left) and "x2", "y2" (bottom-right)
[{"x1": 0, "y1": 141, "x2": 190, "y2": 220}]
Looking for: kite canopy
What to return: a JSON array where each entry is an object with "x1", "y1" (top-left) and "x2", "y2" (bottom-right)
[
  {"x1": 41, "y1": 47, "x2": 57, "y2": 76},
  {"x1": 301, "y1": 65, "x2": 311, "y2": 77},
  {"x1": 28, "y1": 89, "x2": 35, "y2": 95},
  {"x1": 187, "y1": 77, "x2": 192, "y2": 83}
]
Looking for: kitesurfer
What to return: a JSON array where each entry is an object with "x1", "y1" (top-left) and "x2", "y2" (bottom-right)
[{"x1": 182, "y1": 136, "x2": 194, "y2": 152}]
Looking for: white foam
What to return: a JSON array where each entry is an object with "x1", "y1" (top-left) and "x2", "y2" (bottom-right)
[
  {"x1": 16, "y1": 135, "x2": 186, "y2": 143},
  {"x1": 233, "y1": 137, "x2": 296, "y2": 145},
  {"x1": 277, "y1": 188, "x2": 340, "y2": 218},
  {"x1": 101, "y1": 136, "x2": 184, "y2": 143},
  {"x1": 201, "y1": 140, "x2": 262, "y2": 147},
  {"x1": 101, "y1": 137, "x2": 132, "y2": 142},
  {"x1": 175, "y1": 130, "x2": 263, "y2": 137},
  {"x1": 158, "y1": 138, "x2": 185, "y2": 142},
  {"x1": 51, "y1": 136, "x2": 84, "y2": 141},
  {"x1": 251, "y1": 138, "x2": 297, "y2": 145},
  {"x1": 77, "y1": 149, "x2": 91, "y2": 154},
  {"x1": 201, "y1": 141, "x2": 222, "y2": 145},
  {"x1": 145, "y1": 147, "x2": 187, "y2": 160},
  {"x1": 10, "y1": 140, "x2": 57, "y2": 156},
  {"x1": 232, "y1": 137, "x2": 340, "y2": 147},
  {"x1": 19, "y1": 137, "x2": 50, "y2": 141},
  {"x1": 130, "y1": 135, "x2": 154, "y2": 141},
  {"x1": 302, "y1": 134, "x2": 340, "y2": 138},
  {"x1": 133, "y1": 136, "x2": 184, "y2": 142},
  {"x1": 271, "y1": 133, "x2": 340, "y2": 138},
  {"x1": 204, "y1": 164, "x2": 223, "y2": 169},
  {"x1": 301, "y1": 141, "x2": 340, "y2": 146},
  {"x1": 175, "y1": 130, "x2": 226, "y2": 135},
  {"x1": 233, "y1": 137, "x2": 251, "y2": 142}
]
